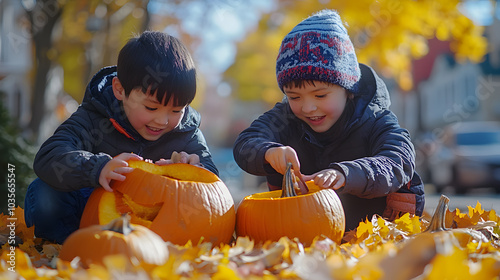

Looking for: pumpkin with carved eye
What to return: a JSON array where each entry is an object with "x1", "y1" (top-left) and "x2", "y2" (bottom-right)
[{"x1": 80, "y1": 160, "x2": 236, "y2": 246}]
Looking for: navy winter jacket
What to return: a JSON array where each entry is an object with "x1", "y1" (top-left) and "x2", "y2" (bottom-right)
[
  {"x1": 233, "y1": 64, "x2": 424, "y2": 231},
  {"x1": 34, "y1": 66, "x2": 217, "y2": 192}
]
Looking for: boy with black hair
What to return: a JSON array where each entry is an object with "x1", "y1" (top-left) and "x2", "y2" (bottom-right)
[
  {"x1": 25, "y1": 31, "x2": 217, "y2": 243},
  {"x1": 233, "y1": 10, "x2": 425, "y2": 231}
]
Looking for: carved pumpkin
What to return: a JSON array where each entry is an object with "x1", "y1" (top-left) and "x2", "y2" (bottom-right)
[
  {"x1": 80, "y1": 160, "x2": 236, "y2": 246},
  {"x1": 236, "y1": 163, "x2": 345, "y2": 246},
  {"x1": 60, "y1": 215, "x2": 168, "y2": 267}
]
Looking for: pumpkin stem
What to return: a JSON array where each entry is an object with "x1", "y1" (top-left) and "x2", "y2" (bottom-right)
[
  {"x1": 105, "y1": 214, "x2": 134, "y2": 235},
  {"x1": 281, "y1": 162, "x2": 297, "y2": 198},
  {"x1": 424, "y1": 194, "x2": 450, "y2": 233}
]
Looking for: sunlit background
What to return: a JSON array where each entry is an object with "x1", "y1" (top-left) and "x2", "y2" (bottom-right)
[{"x1": 1, "y1": 0, "x2": 500, "y2": 213}]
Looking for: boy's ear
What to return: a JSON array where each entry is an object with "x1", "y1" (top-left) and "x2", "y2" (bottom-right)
[{"x1": 112, "y1": 77, "x2": 126, "y2": 100}]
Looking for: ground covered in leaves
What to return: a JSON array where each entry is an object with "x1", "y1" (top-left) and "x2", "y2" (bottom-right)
[{"x1": 1, "y1": 202, "x2": 500, "y2": 279}]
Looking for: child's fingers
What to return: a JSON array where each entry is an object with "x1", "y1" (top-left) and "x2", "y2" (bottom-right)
[
  {"x1": 187, "y1": 154, "x2": 200, "y2": 164},
  {"x1": 107, "y1": 158, "x2": 131, "y2": 171},
  {"x1": 177, "y1": 151, "x2": 189, "y2": 163},
  {"x1": 101, "y1": 184, "x2": 113, "y2": 192},
  {"x1": 311, "y1": 171, "x2": 334, "y2": 189},
  {"x1": 127, "y1": 153, "x2": 143, "y2": 161},
  {"x1": 302, "y1": 174, "x2": 315, "y2": 181},
  {"x1": 297, "y1": 175, "x2": 309, "y2": 194},
  {"x1": 155, "y1": 159, "x2": 173, "y2": 165},
  {"x1": 155, "y1": 154, "x2": 199, "y2": 166},
  {"x1": 323, "y1": 174, "x2": 336, "y2": 189},
  {"x1": 273, "y1": 155, "x2": 286, "y2": 174},
  {"x1": 114, "y1": 167, "x2": 134, "y2": 174},
  {"x1": 170, "y1": 151, "x2": 190, "y2": 163},
  {"x1": 332, "y1": 175, "x2": 345, "y2": 190},
  {"x1": 313, "y1": 173, "x2": 326, "y2": 188},
  {"x1": 281, "y1": 151, "x2": 300, "y2": 174},
  {"x1": 292, "y1": 168, "x2": 301, "y2": 177},
  {"x1": 265, "y1": 146, "x2": 300, "y2": 175},
  {"x1": 99, "y1": 178, "x2": 113, "y2": 192},
  {"x1": 107, "y1": 171, "x2": 126, "y2": 182},
  {"x1": 171, "y1": 151, "x2": 180, "y2": 163},
  {"x1": 115, "y1": 152, "x2": 143, "y2": 162},
  {"x1": 284, "y1": 148, "x2": 301, "y2": 175}
]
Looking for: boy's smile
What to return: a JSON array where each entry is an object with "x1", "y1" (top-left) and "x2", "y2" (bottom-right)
[
  {"x1": 307, "y1": 115, "x2": 326, "y2": 126},
  {"x1": 284, "y1": 81, "x2": 348, "y2": 133}
]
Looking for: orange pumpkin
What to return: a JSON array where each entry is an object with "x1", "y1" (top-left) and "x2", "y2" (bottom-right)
[
  {"x1": 80, "y1": 160, "x2": 236, "y2": 246},
  {"x1": 60, "y1": 215, "x2": 168, "y2": 267},
  {"x1": 236, "y1": 164, "x2": 345, "y2": 246}
]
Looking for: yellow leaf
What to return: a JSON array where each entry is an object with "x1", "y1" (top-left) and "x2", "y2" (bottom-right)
[
  {"x1": 376, "y1": 217, "x2": 390, "y2": 239},
  {"x1": 102, "y1": 254, "x2": 132, "y2": 271},
  {"x1": 355, "y1": 218, "x2": 374, "y2": 240},
  {"x1": 19, "y1": 239, "x2": 41, "y2": 262},
  {"x1": 85, "y1": 263, "x2": 111, "y2": 279},
  {"x1": 212, "y1": 265, "x2": 241, "y2": 280},
  {"x1": 487, "y1": 209, "x2": 499, "y2": 223},
  {"x1": 342, "y1": 249, "x2": 386, "y2": 280},
  {"x1": 467, "y1": 202, "x2": 482, "y2": 221},
  {"x1": 151, "y1": 255, "x2": 178, "y2": 279},
  {"x1": 12, "y1": 248, "x2": 38, "y2": 279},
  {"x1": 395, "y1": 213, "x2": 422, "y2": 235}
]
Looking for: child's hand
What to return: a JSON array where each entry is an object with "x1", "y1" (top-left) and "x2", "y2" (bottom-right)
[
  {"x1": 303, "y1": 169, "x2": 345, "y2": 190},
  {"x1": 99, "y1": 153, "x2": 143, "y2": 192},
  {"x1": 265, "y1": 146, "x2": 302, "y2": 179},
  {"x1": 155, "y1": 151, "x2": 202, "y2": 166}
]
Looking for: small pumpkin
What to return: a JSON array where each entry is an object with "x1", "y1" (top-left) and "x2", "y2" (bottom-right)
[
  {"x1": 236, "y1": 163, "x2": 345, "y2": 246},
  {"x1": 80, "y1": 160, "x2": 236, "y2": 246},
  {"x1": 59, "y1": 215, "x2": 168, "y2": 267}
]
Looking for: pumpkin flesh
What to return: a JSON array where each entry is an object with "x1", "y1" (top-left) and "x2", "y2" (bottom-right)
[{"x1": 80, "y1": 160, "x2": 236, "y2": 246}]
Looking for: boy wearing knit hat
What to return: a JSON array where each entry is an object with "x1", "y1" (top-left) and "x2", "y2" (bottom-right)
[{"x1": 233, "y1": 10, "x2": 425, "y2": 231}]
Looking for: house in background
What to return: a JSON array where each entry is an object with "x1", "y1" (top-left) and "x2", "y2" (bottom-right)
[
  {"x1": 389, "y1": 16, "x2": 500, "y2": 183},
  {"x1": 0, "y1": 0, "x2": 32, "y2": 128}
]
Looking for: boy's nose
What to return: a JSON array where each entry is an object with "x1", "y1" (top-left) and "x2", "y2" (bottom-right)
[
  {"x1": 155, "y1": 114, "x2": 169, "y2": 125},
  {"x1": 302, "y1": 102, "x2": 317, "y2": 113}
]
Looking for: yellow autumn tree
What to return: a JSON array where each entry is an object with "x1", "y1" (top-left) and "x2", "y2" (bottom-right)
[
  {"x1": 55, "y1": 0, "x2": 203, "y2": 105},
  {"x1": 224, "y1": 0, "x2": 487, "y2": 104},
  {"x1": 55, "y1": 0, "x2": 150, "y2": 103}
]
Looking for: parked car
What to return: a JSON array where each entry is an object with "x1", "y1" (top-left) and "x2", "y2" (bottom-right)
[{"x1": 428, "y1": 121, "x2": 500, "y2": 194}]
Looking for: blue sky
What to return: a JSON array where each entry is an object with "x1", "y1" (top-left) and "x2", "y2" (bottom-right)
[
  {"x1": 148, "y1": 0, "x2": 275, "y2": 75},
  {"x1": 459, "y1": 0, "x2": 500, "y2": 26}
]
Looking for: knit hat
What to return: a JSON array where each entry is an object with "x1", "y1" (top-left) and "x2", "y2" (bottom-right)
[{"x1": 276, "y1": 10, "x2": 361, "y2": 92}]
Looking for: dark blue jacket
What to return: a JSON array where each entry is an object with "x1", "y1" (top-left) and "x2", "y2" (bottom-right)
[
  {"x1": 233, "y1": 64, "x2": 424, "y2": 230},
  {"x1": 34, "y1": 66, "x2": 217, "y2": 192}
]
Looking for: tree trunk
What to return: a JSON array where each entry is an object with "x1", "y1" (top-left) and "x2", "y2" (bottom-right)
[{"x1": 26, "y1": 0, "x2": 63, "y2": 143}]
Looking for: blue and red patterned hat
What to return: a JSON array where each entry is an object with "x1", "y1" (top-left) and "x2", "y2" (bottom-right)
[{"x1": 276, "y1": 10, "x2": 361, "y2": 93}]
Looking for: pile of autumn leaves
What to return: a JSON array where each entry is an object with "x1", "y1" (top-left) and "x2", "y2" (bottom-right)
[{"x1": 1, "y1": 201, "x2": 500, "y2": 280}]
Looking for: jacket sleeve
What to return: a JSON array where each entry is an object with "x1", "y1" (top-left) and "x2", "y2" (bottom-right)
[
  {"x1": 183, "y1": 128, "x2": 219, "y2": 176},
  {"x1": 330, "y1": 111, "x2": 415, "y2": 199},
  {"x1": 233, "y1": 103, "x2": 289, "y2": 176},
  {"x1": 33, "y1": 107, "x2": 112, "y2": 192}
]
